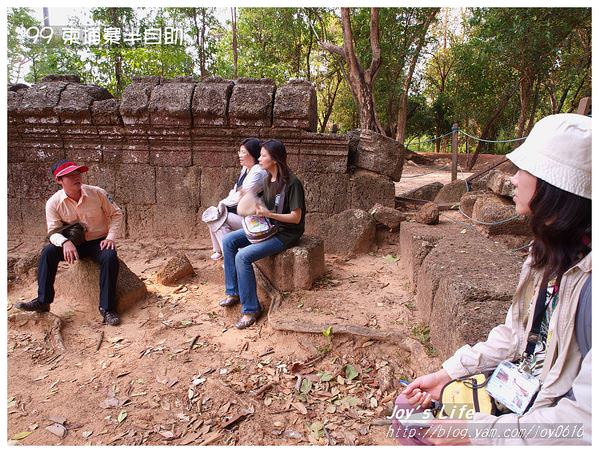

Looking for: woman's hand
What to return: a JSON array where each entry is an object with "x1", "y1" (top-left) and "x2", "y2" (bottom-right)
[
  {"x1": 255, "y1": 204, "x2": 270, "y2": 218},
  {"x1": 100, "y1": 239, "x2": 116, "y2": 250},
  {"x1": 406, "y1": 387, "x2": 434, "y2": 409},
  {"x1": 402, "y1": 369, "x2": 452, "y2": 405}
]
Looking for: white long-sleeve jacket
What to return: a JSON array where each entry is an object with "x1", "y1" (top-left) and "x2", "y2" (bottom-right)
[
  {"x1": 442, "y1": 251, "x2": 592, "y2": 445},
  {"x1": 220, "y1": 164, "x2": 267, "y2": 207}
]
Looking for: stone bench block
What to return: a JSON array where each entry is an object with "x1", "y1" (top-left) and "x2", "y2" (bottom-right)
[
  {"x1": 120, "y1": 80, "x2": 159, "y2": 125},
  {"x1": 429, "y1": 278, "x2": 513, "y2": 359},
  {"x1": 348, "y1": 130, "x2": 405, "y2": 181},
  {"x1": 18, "y1": 81, "x2": 68, "y2": 124},
  {"x1": 149, "y1": 82, "x2": 196, "y2": 126},
  {"x1": 487, "y1": 169, "x2": 515, "y2": 197},
  {"x1": 399, "y1": 221, "x2": 523, "y2": 359},
  {"x1": 256, "y1": 235, "x2": 325, "y2": 291},
  {"x1": 55, "y1": 84, "x2": 113, "y2": 124},
  {"x1": 472, "y1": 193, "x2": 530, "y2": 236},
  {"x1": 192, "y1": 76, "x2": 234, "y2": 126},
  {"x1": 56, "y1": 258, "x2": 147, "y2": 313}
]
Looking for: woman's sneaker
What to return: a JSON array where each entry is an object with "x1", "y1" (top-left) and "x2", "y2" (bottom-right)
[
  {"x1": 211, "y1": 252, "x2": 222, "y2": 261},
  {"x1": 100, "y1": 308, "x2": 121, "y2": 326}
]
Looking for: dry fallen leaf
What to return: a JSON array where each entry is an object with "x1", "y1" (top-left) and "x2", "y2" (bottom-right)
[
  {"x1": 45, "y1": 423, "x2": 66, "y2": 438},
  {"x1": 218, "y1": 401, "x2": 232, "y2": 416},
  {"x1": 291, "y1": 401, "x2": 307, "y2": 415},
  {"x1": 48, "y1": 415, "x2": 66, "y2": 425},
  {"x1": 11, "y1": 431, "x2": 32, "y2": 441},
  {"x1": 179, "y1": 432, "x2": 201, "y2": 445},
  {"x1": 158, "y1": 430, "x2": 175, "y2": 439},
  {"x1": 117, "y1": 410, "x2": 128, "y2": 424}
]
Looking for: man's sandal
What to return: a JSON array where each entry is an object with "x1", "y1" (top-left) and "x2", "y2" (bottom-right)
[
  {"x1": 235, "y1": 312, "x2": 261, "y2": 329},
  {"x1": 219, "y1": 295, "x2": 240, "y2": 307}
]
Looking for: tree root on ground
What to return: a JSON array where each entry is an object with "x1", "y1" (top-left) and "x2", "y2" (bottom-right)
[{"x1": 255, "y1": 267, "x2": 411, "y2": 352}]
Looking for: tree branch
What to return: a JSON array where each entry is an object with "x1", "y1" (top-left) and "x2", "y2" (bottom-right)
[
  {"x1": 367, "y1": 8, "x2": 381, "y2": 81},
  {"x1": 319, "y1": 41, "x2": 346, "y2": 59},
  {"x1": 340, "y1": 8, "x2": 362, "y2": 76}
]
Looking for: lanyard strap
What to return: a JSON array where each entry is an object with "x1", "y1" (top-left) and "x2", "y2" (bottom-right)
[
  {"x1": 274, "y1": 184, "x2": 287, "y2": 215},
  {"x1": 524, "y1": 275, "x2": 560, "y2": 358}
]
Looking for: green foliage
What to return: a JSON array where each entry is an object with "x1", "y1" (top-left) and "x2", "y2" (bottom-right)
[
  {"x1": 7, "y1": 6, "x2": 591, "y2": 144},
  {"x1": 7, "y1": 7, "x2": 38, "y2": 83},
  {"x1": 344, "y1": 364, "x2": 359, "y2": 381},
  {"x1": 410, "y1": 323, "x2": 437, "y2": 357}
]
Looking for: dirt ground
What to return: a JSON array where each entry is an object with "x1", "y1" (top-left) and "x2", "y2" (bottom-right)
[
  {"x1": 7, "y1": 155, "x2": 499, "y2": 446},
  {"x1": 397, "y1": 160, "x2": 474, "y2": 196},
  {"x1": 7, "y1": 232, "x2": 444, "y2": 446}
]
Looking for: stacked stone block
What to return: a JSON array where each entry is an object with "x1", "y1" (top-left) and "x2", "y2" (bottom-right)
[{"x1": 7, "y1": 75, "x2": 399, "y2": 241}]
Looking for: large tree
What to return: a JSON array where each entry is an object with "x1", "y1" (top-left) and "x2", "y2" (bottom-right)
[
  {"x1": 320, "y1": 8, "x2": 383, "y2": 133},
  {"x1": 320, "y1": 8, "x2": 440, "y2": 138}
]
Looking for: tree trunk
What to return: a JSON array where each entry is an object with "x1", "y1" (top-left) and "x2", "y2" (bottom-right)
[
  {"x1": 515, "y1": 72, "x2": 534, "y2": 138},
  {"x1": 231, "y1": 7, "x2": 238, "y2": 78},
  {"x1": 525, "y1": 79, "x2": 540, "y2": 135},
  {"x1": 395, "y1": 9, "x2": 439, "y2": 143},
  {"x1": 319, "y1": 73, "x2": 342, "y2": 133},
  {"x1": 467, "y1": 86, "x2": 518, "y2": 170},
  {"x1": 306, "y1": 23, "x2": 313, "y2": 81},
  {"x1": 320, "y1": 8, "x2": 383, "y2": 133},
  {"x1": 200, "y1": 9, "x2": 207, "y2": 77},
  {"x1": 110, "y1": 9, "x2": 123, "y2": 95},
  {"x1": 191, "y1": 10, "x2": 205, "y2": 77},
  {"x1": 565, "y1": 70, "x2": 590, "y2": 113},
  {"x1": 546, "y1": 85, "x2": 559, "y2": 114}
]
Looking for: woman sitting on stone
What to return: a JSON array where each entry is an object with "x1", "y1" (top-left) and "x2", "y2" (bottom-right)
[
  {"x1": 219, "y1": 139, "x2": 306, "y2": 329},
  {"x1": 202, "y1": 137, "x2": 267, "y2": 260}
]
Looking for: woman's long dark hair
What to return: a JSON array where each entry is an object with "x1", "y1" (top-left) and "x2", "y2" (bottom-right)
[
  {"x1": 261, "y1": 139, "x2": 290, "y2": 191},
  {"x1": 240, "y1": 137, "x2": 261, "y2": 164},
  {"x1": 529, "y1": 178, "x2": 591, "y2": 280}
]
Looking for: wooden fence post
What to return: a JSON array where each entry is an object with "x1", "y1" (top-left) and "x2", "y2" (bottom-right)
[
  {"x1": 451, "y1": 123, "x2": 459, "y2": 181},
  {"x1": 577, "y1": 97, "x2": 591, "y2": 116}
]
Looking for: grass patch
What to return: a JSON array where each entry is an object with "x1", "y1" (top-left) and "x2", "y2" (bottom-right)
[{"x1": 410, "y1": 323, "x2": 438, "y2": 357}]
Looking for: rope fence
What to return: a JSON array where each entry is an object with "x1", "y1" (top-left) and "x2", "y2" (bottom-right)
[
  {"x1": 458, "y1": 129, "x2": 527, "y2": 143},
  {"x1": 402, "y1": 100, "x2": 591, "y2": 253}
]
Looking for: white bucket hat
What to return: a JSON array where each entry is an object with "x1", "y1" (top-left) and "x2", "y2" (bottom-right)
[
  {"x1": 201, "y1": 202, "x2": 228, "y2": 233},
  {"x1": 506, "y1": 113, "x2": 591, "y2": 199}
]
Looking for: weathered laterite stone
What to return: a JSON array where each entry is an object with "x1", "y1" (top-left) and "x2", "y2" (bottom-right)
[
  {"x1": 229, "y1": 78, "x2": 275, "y2": 127},
  {"x1": 192, "y1": 77, "x2": 234, "y2": 126},
  {"x1": 273, "y1": 79, "x2": 317, "y2": 132}
]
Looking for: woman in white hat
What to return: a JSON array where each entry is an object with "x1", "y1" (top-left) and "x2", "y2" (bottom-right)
[
  {"x1": 393, "y1": 113, "x2": 592, "y2": 445},
  {"x1": 202, "y1": 138, "x2": 267, "y2": 260}
]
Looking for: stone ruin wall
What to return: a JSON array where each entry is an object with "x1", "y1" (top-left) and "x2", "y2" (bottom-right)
[{"x1": 7, "y1": 75, "x2": 399, "y2": 242}]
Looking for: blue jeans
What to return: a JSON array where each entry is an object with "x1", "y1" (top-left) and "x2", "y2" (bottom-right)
[{"x1": 222, "y1": 229, "x2": 286, "y2": 314}]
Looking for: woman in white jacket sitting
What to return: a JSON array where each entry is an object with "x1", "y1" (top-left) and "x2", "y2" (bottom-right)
[
  {"x1": 395, "y1": 114, "x2": 591, "y2": 445},
  {"x1": 202, "y1": 138, "x2": 267, "y2": 260}
]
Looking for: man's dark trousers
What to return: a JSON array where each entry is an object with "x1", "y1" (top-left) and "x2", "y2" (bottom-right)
[{"x1": 37, "y1": 238, "x2": 119, "y2": 312}]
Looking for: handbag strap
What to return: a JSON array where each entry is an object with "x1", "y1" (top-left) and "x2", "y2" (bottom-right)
[{"x1": 236, "y1": 169, "x2": 248, "y2": 189}]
